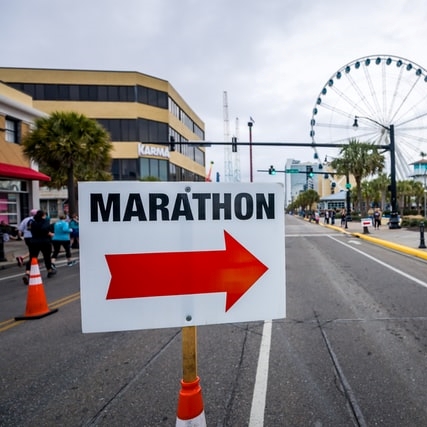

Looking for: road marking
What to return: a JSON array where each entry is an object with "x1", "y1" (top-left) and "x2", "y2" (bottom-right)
[
  {"x1": 286, "y1": 233, "x2": 341, "y2": 237},
  {"x1": 0, "y1": 259, "x2": 76, "y2": 282},
  {"x1": 0, "y1": 319, "x2": 24, "y2": 332},
  {"x1": 328, "y1": 235, "x2": 427, "y2": 289},
  {"x1": 0, "y1": 292, "x2": 80, "y2": 333},
  {"x1": 249, "y1": 320, "x2": 272, "y2": 427},
  {"x1": 50, "y1": 292, "x2": 80, "y2": 310},
  {"x1": 347, "y1": 239, "x2": 362, "y2": 245}
]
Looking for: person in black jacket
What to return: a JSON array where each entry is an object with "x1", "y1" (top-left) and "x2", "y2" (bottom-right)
[{"x1": 22, "y1": 210, "x2": 56, "y2": 285}]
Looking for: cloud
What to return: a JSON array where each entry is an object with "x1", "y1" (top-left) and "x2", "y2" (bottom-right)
[{"x1": 3, "y1": 0, "x2": 427, "y2": 182}]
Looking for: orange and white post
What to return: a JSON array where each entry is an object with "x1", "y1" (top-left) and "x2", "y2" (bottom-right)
[{"x1": 176, "y1": 326, "x2": 206, "y2": 427}]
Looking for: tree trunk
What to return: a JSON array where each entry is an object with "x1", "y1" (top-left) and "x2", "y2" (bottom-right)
[{"x1": 67, "y1": 164, "x2": 76, "y2": 216}]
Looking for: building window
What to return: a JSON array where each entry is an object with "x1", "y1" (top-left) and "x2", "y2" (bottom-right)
[
  {"x1": 97, "y1": 118, "x2": 168, "y2": 143},
  {"x1": 140, "y1": 158, "x2": 168, "y2": 181},
  {"x1": 0, "y1": 192, "x2": 18, "y2": 225},
  {"x1": 111, "y1": 159, "x2": 139, "y2": 180},
  {"x1": 9, "y1": 82, "x2": 168, "y2": 108},
  {"x1": 5, "y1": 117, "x2": 20, "y2": 144}
]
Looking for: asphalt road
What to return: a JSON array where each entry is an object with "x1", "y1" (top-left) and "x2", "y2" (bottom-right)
[{"x1": 0, "y1": 216, "x2": 426, "y2": 426}]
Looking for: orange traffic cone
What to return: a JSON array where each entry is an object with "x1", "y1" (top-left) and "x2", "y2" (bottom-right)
[
  {"x1": 15, "y1": 258, "x2": 58, "y2": 320},
  {"x1": 176, "y1": 376, "x2": 206, "y2": 427}
]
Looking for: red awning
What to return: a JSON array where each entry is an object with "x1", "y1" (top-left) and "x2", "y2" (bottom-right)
[{"x1": 0, "y1": 162, "x2": 50, "y2": 181}]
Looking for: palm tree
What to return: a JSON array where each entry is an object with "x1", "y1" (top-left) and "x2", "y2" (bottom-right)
[
  {"x1": 294, "y1": 189, "x2": 319, "y2": 213},
  {"x1": 330, "y1": 139, "x2": 385, "y2": 216},
  {"x1": 22, "y1": 111, "x2": 113, "y2": 216},
  {"x1": 411, "y1": 180, "x2": 424, "y2": 215},
  {"x1": 361, "y1": 180, "x2": 377, "y2": 211},
  {"x1": 397, "y1": 180, "x2": 413, "y2": 213},
  {"x1": 371, "y1": 172, "x2": 390, "y2": 210}
]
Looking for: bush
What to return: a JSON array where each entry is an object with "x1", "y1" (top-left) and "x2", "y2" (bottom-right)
[{"x1": 401, "y1": 215, "x2": 425, "y2": 228}]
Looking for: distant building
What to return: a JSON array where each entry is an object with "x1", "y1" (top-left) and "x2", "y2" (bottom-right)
[
  {"x1": 0, "y1": 82, "x2": 49, "y2": 225},
  {"x1": 410, "y1": 158, "x2": 427, "y2": 185},
  {"x1": 285, "y1": 157, "x2": 355, "y2": 212},
  {"x1": 284, "y1": 159, "x2": 320, "y2": 206},
  {"x1": 0, "y1": 67, "x2": 206, "y2": 217},
  {"x1": 318, "y1": 191, "x2": 347, "y2": 211}
]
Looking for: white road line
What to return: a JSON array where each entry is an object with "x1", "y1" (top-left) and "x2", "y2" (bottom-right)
[
  {"x1": 328, "y1": 235, "x2": 427, "y2": 289},
  {"x1": 249, "y1": 320, "x2": 272, "y2": 427}
]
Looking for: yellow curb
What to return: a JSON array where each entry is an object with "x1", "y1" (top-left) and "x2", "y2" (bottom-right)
[
  {"x1": 320, "y1": 222, "x2": 352, "y2": 234},
  {"x1": 352, "y1": 233, "x2": 427, "y2": 261},
  {"x1": 320, "y1": 221, "x2": 427, "y2": 261}
]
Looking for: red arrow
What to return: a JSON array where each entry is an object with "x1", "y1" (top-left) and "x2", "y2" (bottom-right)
[{"x1": 105, "y1": 230, "x2": 268, "y2": 311}]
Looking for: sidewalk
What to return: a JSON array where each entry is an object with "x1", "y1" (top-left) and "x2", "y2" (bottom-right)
[
  {"x1": 0, "y1": 238, "x2": 79, "y2": 270},
  {"x1": 320, "y1": 219, "x2": 427, "y2": 261},
  {"x1": 299, "y1": 215, "x2": 427, "y2": 260}
]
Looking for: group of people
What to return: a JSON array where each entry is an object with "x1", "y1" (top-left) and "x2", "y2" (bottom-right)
[
  {"x1": 323, "y1": 210, "x2": 336, "y2": 225},
  {"x1": 16, "y1": 209, "x2": 80, "y2": 285}
]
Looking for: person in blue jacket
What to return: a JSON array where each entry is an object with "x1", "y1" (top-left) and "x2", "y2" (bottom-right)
[{"x1": 51, "y1": 214, "x2": 76, "y2": 267}]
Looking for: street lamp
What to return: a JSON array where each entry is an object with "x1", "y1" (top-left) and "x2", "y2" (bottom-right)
[
  {"x1": 248, "y1": 120, "x2": 254, "y2": 183},
  {"x1": 353, "y1": 116, "x2": 400, "y2": 229}
]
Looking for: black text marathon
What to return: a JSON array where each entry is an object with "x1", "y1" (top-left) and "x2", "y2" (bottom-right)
[{"x1": 90, "y1": 192, "x2": 276, "y2": 222}]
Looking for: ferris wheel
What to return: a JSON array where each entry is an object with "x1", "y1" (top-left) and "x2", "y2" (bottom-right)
[{"x1": 309, "y1": 55, "x2": 427, "y2": 180}]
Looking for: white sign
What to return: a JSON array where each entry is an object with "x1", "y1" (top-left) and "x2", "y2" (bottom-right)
[
  {"x1": 362, "y1": 218, "x2": 372, "y2": 226},
  {"x1": 79, "y1": 182, "x2": 285, "y2": 333}
]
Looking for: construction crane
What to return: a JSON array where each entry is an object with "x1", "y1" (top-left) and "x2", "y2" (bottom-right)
[{"x1": 206, "y1": 161, "x2": 214, "y2": 182}]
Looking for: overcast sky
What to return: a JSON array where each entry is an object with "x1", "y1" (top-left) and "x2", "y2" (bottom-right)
[{"x1": 3, "y1": 0, "x2": 427, "y2": 182}]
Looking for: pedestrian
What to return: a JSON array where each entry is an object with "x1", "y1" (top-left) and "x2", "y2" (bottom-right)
[
  {"x1": 324, "y1": 210, "x2": 329, "y2": 224},
  {"x1": 373, "y1": 208, "x2": 381, "y2": 229},
  {"x1": 340, "y1": 208, "x2": 346, "y2": 227},
  {"x1": 331, "y1": 210, "x2": 335, "y2": 225},
  {"x1": 16, "y1": 209, "x2": 37, "y2": 267},
  {"x1": 314, "y1": 211, "x2": 320, "y2": 224},
  {"x1": 69, "y1": 214, "x2": 79, "y2": 249},
  {"x1": 22, "y1": 210, "x2": 56, "y2": 284},
  {"x1": 51, "y1": 214, "x2": 76, "y2": 267}
]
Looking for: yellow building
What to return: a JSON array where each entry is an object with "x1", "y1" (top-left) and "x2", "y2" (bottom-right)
[
  {"x1": 0, "y1": 82, "x2": 50, "y2": 225},
  {"x1": 0, "y1": 67, "x2": 206, "y2": 179},
  {"x1": 0, "y1": 67, "x2": 206, "y2": 216}
]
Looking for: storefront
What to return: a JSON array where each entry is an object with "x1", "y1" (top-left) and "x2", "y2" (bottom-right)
[
  {"x1": 0, "y1": 163, "x2": 50, "y2": 226},
  {"x1": 0, "y1": 82, "x2": 50, "y2": 226}
]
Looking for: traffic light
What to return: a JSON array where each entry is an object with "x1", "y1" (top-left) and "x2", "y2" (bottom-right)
[
  {"x1": 169, "y1": 135, "x2": 175, "y2": 152},
  {"x1": 231, "y1": 136, "x2": 237, "y2": 153},
  {"x1": 268, "y1": 165, "x2": 276, "y2": 175},
  {"x1": 306, "y1": 166, "x2": 314, "y2": 178}
]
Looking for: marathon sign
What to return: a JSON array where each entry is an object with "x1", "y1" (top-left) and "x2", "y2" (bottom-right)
[
  {"x1": 89, "y1": 191, "x2": 276, "y2": 222},
  {"x1": 79, "y1": 182, "x2": 286, "y2": 333}
]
